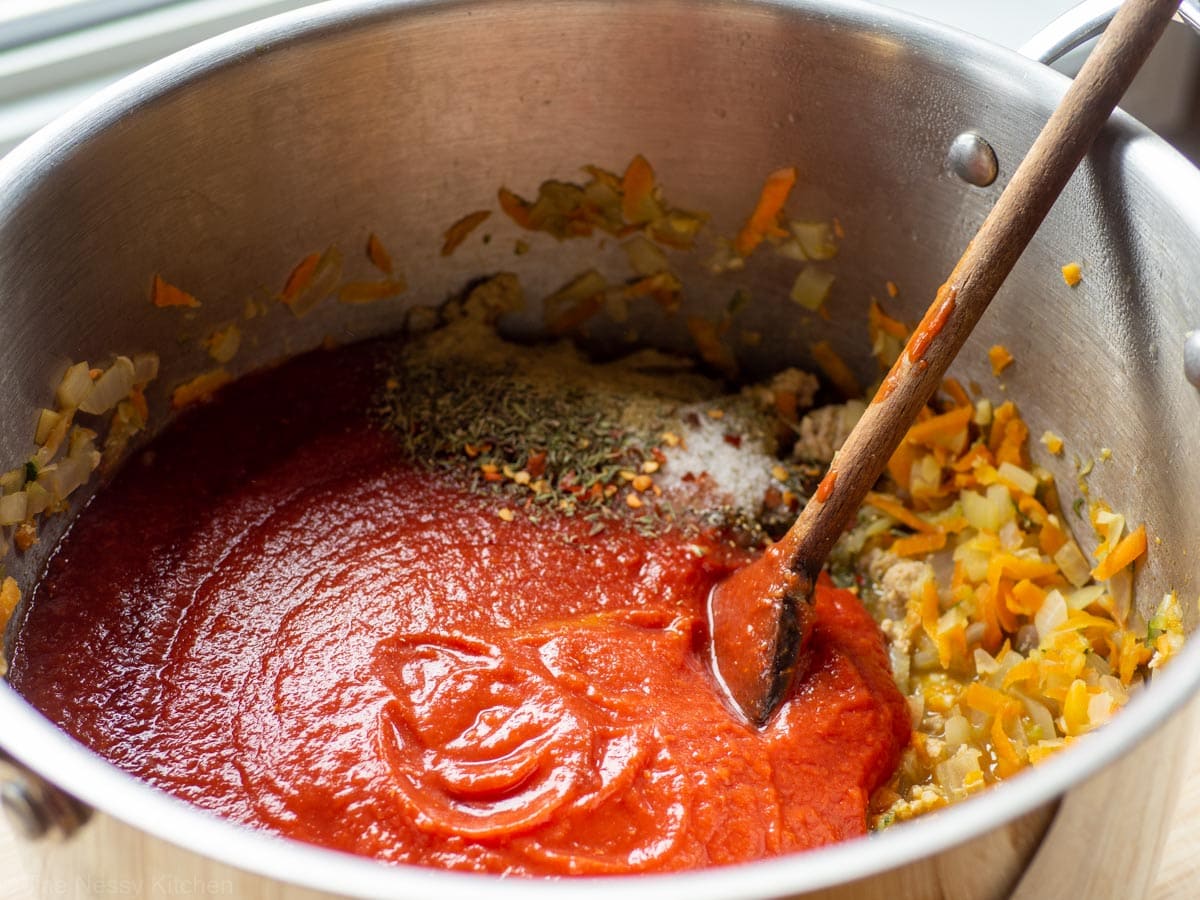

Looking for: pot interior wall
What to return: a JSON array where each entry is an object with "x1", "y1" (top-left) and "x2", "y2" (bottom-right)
[{"x1": 1, "y1": 0, "x2": 1199, "y2": 634}]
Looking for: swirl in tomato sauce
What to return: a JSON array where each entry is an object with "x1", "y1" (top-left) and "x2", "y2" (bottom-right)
[{"x1": 10, "y1": 342, "x2": 910, "y2": 875}]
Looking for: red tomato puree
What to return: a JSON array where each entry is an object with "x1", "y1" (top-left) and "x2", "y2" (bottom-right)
[{"x1": 10, "y1": 343, "x2": 910, "y2": 875}]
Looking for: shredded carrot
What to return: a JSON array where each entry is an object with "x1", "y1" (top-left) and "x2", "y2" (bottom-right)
[
  {"x1": 905, "y1": 405, "x2": 972, "y2": 451},
  {"x1": 1008, "y1": 579, "x2": 1046, "y2": 616},
  {"x1": 963, "y1": 682, "x2": 1011, "y2": 716},
  {"x1": 886, "y1": 280, "x2": 899, "y2": 299},
  {"x1": 129, "y1": 385, "x2": 149, "y2": 423},
  {"x1": 988, "y1": 344, "x2": 1014, "y2": 376},
  {"x1": 810, "y1": 340, "x2": 859, "y2": 399},
  {"x1": 366, "y1": 233, "x2": 393, "y2": 274},
  {"x1": 497, "y1": 187, "x2": 534, "y2": 229},
  {"x1": 995, "y1": 418, "x2": 1029, "y2": 468},
  {"x1": 1039, "y1": 518, "x2": 1068, "y2": 557},
  {"x1": 1092, "y1": 524, "x2": 1147, "y2": 581},
  {"x1": 0, "y1": 576, "x2": 19, "y2": 632},
  {"x1": 942, "y1": 378, "x2": 970, "y2": 409},
  {"x1": 547, "y1": 293, "x2": 605, "y2": 336},
  {"x1": 886, "y1": 440, "x2": 919, "y2": 492},
  {"x1": 868, "y1": 299, "x2": 909, "y2": 340},
  {"x1": 734, "y1": 167, "x2": 797, "y2": 257},
  {"x1": 170, "y1": 369, "x2": 232, "y2": 410},
  {"x1": 892, "y1": 531, "x2": 947, "y2": 557},
  {"x1": 1061, "y1": 679, "x2": 1090, "y2": 734},
  {"x1": 338, "y1": 280, "x2": 407, "y2": 304},
  {"x1": 687, "y1": 317, "x2": 738, "y2": 379},
  {"x1": 620, "y1": 154, "x2": 658, "y2": 224},
  {"x1": 152, "y1": 274, "x2": 200, "y2": 309},
  {"x1": 865, "y1": 491, "x2": 936, "y2": 533},
  {"x1": 280, "y1": 253, "x2": 320, "y2": 305},
  {"x1": 441, "y1": 210, "x2": 492, "y2": 256}
]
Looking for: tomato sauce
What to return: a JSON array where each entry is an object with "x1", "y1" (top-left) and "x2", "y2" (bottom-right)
[{"x1": 10, "y1": 343, "x2": 910, "y2": 875}]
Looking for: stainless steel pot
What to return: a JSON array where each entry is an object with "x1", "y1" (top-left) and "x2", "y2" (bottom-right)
[{"x1": 2, "y1": 1, "x2": 1200, "y2": 897}]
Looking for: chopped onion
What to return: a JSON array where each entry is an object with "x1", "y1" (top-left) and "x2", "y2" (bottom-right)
[
  {"x1": 132, "y1": 352, "x2": 160, "y2": 384},
  {"x1": 973, "y1": 647, "x2": 1000, "y2": 676},
  {"x1": 1087, "y1": 691, "x2": 1116, "y2": 726},
  {"x1": 0, "y1": 467, "x2": 24, "y2": 494},
  {"x1": 1107, "y1": 566, "x2": 1133, "y2": 621},
  {"x1": 56, "y1": 361, "x2": 92, "y2": 409},
  {"x1": 1035, "y1": 588, "x2": 1068, "y2": 638},
  {"x1": 997, "y1": 461, "x2": 1038, "y2": 496},
  {"x1": 788, "y1": 220, "x2": 838, "y2": 260},
  {"x1": 68, "y1": 426, "x2": 98, "y2": 457},
  {"x1": 34, "y1": 409, "x2": 61, "y2": 445},
  {"x1": 38, "y1": 452, "x2": 94, "y2": 502},
  {"x1": 33, "y1": 410, "x2": 73, "y2": 468},
  {"x1": 622, "y1": 235, "x2": 669, "y2": 276},
  {"x1": 285, "y1": 246, "x2": 343, "y2": 317},
  {"x1": 944, "y1": 714, "x2": 973, "y2": 749},
  {"x1": 1018, "y1": 694, "x2": 1057, "y2": 740},
  {"x1": 1067, "y1": 584, "x2": 1105, "y2": 611},
  {"x1": 79, "y1": 357, "x2": 135, "y2": 415},
  {"x1": 24, "y1": 482, "x2": 51, "y2": 517},
  {"x1": 0, "y1": 491, "x2": 28, "y2": 526},
  {"x1": 961, "y1": 486, "x2": 1014, "y2": 532},
  {"x1": 789, "y1": 265, "x2": 836, "y2": 311},
  {"x1": 1053, "y1": 539, "x2": 1092, "y2": 587}
]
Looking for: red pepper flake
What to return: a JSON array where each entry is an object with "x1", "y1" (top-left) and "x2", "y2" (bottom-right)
[
  {"x1": 526, "y1": 451, "x2": 547, "y2": 477},
  {"x1": 441, "y1": 210, "x2": 492, "y2": 256},
  {"x1": 722, "y1": 433, "x2": 743, "y2": 448}
]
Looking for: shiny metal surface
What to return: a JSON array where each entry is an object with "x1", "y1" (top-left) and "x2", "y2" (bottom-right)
[
  {"x1": 1022, "y1": 0, "x2": 1200, "y2": 64},
  {"x1": 1186, "y1": 330, "x2": 1200, "y2": 387},
  {"x1": 946, "y1": 131, "x2": 999, "y2": 186},
  {"x1": 1, "y1": 0, "x2": 1200, "y2": 897},
  {"x1": 0, "y1": 754, "x2": 89, "y2": 843}
]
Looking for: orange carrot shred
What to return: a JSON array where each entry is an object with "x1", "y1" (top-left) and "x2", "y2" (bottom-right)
[
  {"x1": 338, "y1": 280, "x2": 407, "y2": 304},
  {"x1": 1092, "y1": 525, "x2": 1148, "y2": 581},
  {"x1": 498, "y1": 187, "x2": 534, "y2": 229},
  {"x1": 892, "y1": 530, "x2": 947, "y2": 558},
  {"x1": 620, "y1": 154, "x2": 657, "y2": 225},
  {"x1": 281, "y1": 253, "x2": 320, "y2": 305},
  {"x1": 441, "y1": 210, "x2": 492, "y2": 256},
  {"x1": 735, "y1": 166, "x2": 797, "y2": 258},
  {"x1": 366, "y1": 234, "x2": 393, "y2": 274},
  {"x1": 810, "y1": 340, "x2": 859, "y2": 399},
  {"x1": 170, "y1": 369, "x2": 232, "y2": 410},
  {"x1": 864, "y1": 491, "x2": 937, "y2": 533},
  {"x1": 152, "y1": 274, "x2": 200, "y2": 309}
]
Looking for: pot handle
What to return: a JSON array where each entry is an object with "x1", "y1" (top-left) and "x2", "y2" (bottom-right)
[
  {"x1": 0, "y1": 747, "x2": 90, "y2": 842},
  {"x1": 1020, "y1": 0, "x2": 1200, "y2": 64}
]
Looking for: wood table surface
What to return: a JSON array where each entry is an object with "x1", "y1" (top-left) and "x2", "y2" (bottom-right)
[{"x1": 2, "y1": 719, "x2": 1199, "y2": 899}]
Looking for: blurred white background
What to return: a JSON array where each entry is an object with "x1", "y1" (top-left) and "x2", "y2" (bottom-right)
[{"x1": 0, "y1": 0, "x2": 1197, "y2": 160}]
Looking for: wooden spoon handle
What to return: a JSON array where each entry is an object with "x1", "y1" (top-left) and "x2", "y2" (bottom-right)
[{"x1": 775, "y1": 0, "x2": 1181, "y2": 579}]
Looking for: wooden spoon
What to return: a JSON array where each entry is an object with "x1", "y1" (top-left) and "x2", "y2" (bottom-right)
[{"x1": 708, "y1": 0, "x2": 1182, "y2": 726}]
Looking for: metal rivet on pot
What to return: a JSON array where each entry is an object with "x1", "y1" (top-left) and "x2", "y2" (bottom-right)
[
  {"x1": 1, "y1": 779, "x2": 51, "y2": 841},
  {"x1": 1185, "y1": 330, "x2": 1200, "y2": 388},
  {"x1": 947, "y1": 132, "x2": 998, "y2": 187}
]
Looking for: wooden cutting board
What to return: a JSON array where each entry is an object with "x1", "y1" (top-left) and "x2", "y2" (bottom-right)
[{"x1": 3, "y1": 722, "x2": 1200, "y2": 898}]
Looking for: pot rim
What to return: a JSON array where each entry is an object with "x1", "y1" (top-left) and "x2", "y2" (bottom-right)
[{"x1": 3, "y1": 0, "x2": 1200, "y2": 896}]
